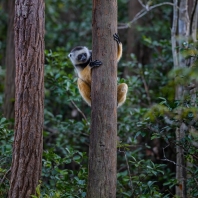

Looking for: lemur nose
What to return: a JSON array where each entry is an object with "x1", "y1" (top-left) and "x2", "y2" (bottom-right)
[{"x1": 68, "y1": 53, "x2": 71, "y2": 58}]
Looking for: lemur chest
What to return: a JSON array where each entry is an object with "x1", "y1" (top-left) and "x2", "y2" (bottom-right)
[{"x1": 78, "y1": 66, "x2": 91, "y2": 85}]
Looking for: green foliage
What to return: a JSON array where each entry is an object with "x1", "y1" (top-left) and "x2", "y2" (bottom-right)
[
  {"x1": 31, "y1": 181, "x2": 42, "y2": 198},
  {"x1": 41, "y1": 149, "x2": 88, "y2": 198},
  {"x1": 0, "y1": 66, "x2": 5, "y2": 109},
  {"x1": 117, "y1": 150, "x2": 171, "y2": 197},
  {"x1": 0, "y1": 4, "x2": 7, "y2": 65},
  {"x1": 1, "y1": 0, "x2": 198, "y2": 197},
  {"x1": 41, "y1": 48, "x2": 90, "y2": 197},
  {"x1": 45, "y1": 0, "x2": 92, "y2": 49},
  {"x1": 142, "y1": 41, "x2": 198, "y2": 197},
  {"x1": 44, "y1": 49, "x2": 90, "y2": 151},
  {"x1": 0, "y1": 117, "x2": 13, "y2": 196},
  {"x1": 45, "y1": 48, "x2": 81, "y2": 107}
]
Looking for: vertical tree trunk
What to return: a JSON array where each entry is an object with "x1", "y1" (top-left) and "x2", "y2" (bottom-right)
[
  {"x1": 8, "y1": 0, "x2": 45, "y2": 197},
  {"x1": 4, "y1": 0, "x2": 15, "y2": 120},
  {"x1": 189, "y1": 0, "x2": 198, "y2": 108},
  {"x1": 175, "y1": 0, "x2": 189, "y2": 197},
  {"x1": 87, "y1": 0, "x2": 117, "y2": 198},
  {"x1": 126, "y1": 0, "x2": 142, "y2": 60},
  {"x1": 187, "y1": 0, "x2": 198, "y2": 194},
  {"x1": 124, "y1": 0, "x2": 142, "y2": 78}
]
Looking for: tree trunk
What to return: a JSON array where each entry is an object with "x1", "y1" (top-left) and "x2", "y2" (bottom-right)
[
  {"x1": 87, "y1": 0, "x2": 117, "y2": 198},
  {"x1": 189, "y1": 0, "x2": 198, "y2": 108},
  {"x1": 8, "y1": 0, "x2": 45, "y2": 197},
  {"x1": 175, "y1": 0, "x2": 190, "y2": 197},
  {"x1": 4, "y1": 0, "x2": 15, "y2": 120},
  {"x1": 126, "y1": 0, "x2": 142, "y2": 60}
]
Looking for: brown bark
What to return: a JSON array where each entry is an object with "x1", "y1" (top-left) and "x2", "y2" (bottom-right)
[
  {"x1": 8, "y1": 0, "x2": 45, "y2": 197},
  {"x1": 4, "y1": 0, "x2": 15, "y2": 120},
  {"x1": 87, "y1": 0, "x2": 117, "y2": 198}
]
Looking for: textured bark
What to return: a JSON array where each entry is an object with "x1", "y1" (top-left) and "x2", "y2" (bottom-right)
[
  {"x1": 4, "y1": 0, "x2": 15, "y2": 119},
  {"x1": 171, "y1": 0, "x2": 178, "y2": 68},
  {"x1": 189, "y1": 0, "x2": 198, "y2": 108},
  {"x1": 175, "y1": 1, "x2": 189, "y2": 197},
  {"x1": 87, "y1": 0, "x2": 117, "y2": 197},
  {"x1": 190, "y1": 0, "x2": 198, "y2": 41},
  {"x1": 8, "y1": 0, "x2": 45, "y2": 197},
  {"x1": 176, "y1": 125, "x2": 187, "y2": 197}
]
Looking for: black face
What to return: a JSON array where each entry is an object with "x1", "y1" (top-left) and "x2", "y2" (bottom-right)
[{"x1": 77, "y1": 53, "x2": 87, "y2": 62}]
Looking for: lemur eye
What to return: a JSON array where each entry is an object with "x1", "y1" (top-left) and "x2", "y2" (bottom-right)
[
  {"x1": 78, "y1": 53, "x2": 87, "y2": 58},
  {"x1": 78, "y1": 54, "x2": 82, "y2": 59},
  {"x1": 78, "y1": 53, "x2": 87, "y2": 61}
]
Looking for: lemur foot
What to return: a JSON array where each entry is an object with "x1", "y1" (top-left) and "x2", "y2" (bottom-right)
[
  {"x1": 90, "y1": 60, "x2": 102, "y2": 67},
  {"x1": 113, "y1": 33, "x2": 121, "y2": 44}
]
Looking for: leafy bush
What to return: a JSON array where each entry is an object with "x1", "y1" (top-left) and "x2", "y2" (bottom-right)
[{"x1": 0, "y1": 117, "x2": 13, "y2": 197}]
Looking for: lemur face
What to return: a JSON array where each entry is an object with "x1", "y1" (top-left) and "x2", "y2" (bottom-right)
[
  {"x1": 68, "y1": 46, "x2": 90, "y2": 65},
  {"x1": 77, "y1": 53, "x2": 87, "y2": 62}
]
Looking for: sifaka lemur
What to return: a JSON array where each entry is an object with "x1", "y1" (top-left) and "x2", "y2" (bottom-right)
[{"x1": 68, "y1": 33, "x2": 128, "y2": 107}]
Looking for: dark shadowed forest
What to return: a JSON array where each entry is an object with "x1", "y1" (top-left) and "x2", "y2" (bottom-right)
[{"x1": 0, "y1": 0, "x2": 198, "y2": 197}]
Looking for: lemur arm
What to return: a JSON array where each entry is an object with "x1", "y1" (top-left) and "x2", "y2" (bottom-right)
[
  {"x1": 77, "y1": 78, "x2": 91, "y2": 106},
  {"x1": 113, "y1": 33, "x2": 123, "y2": 62},
  {"x1": 88, "y1": 34, "x2": 121, "y2": 68}
]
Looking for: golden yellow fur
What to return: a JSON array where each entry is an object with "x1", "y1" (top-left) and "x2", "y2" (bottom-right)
[{"x1": 77, "y1": 41, "x2": 128, "y2": 107}]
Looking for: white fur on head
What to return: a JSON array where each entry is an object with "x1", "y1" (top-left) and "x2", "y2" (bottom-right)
[{"x1": 68, "y1": 46, "x2": 90, "y2": 65}]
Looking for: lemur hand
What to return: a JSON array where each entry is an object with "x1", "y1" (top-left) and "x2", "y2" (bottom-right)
[
  {"x1": 90, "y1": 60, "x2": 102, "y2": 68},
  {"x1": 113, "y1": 33, "x2": 121, "y2": 44}
]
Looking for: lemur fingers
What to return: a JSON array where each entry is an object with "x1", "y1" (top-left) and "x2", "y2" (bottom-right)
[
  {"x1": 113, "y1": 33, "x2": 122, "y2": 62},
  {"x1": 89, "y1": 60, "x2": 103, "y2": 68},
  {"x1": 113, "y1": 33, "x2": 121, "y2": 44}
]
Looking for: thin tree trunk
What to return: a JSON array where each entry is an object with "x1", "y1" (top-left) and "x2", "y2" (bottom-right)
[
  {"x1": 8, "y1": 0, "x2": 45, "y2": 197},
  {"x1": 4, "y1": 0, "x2": 15, "y2": 120},
  {"x1": 189, "y1": 0, "x2": 198, "y2": 41},
  {"x1": 187, "y1": 0, "x2": 198, "y2": 193},
  {"x1": 189, "y1": 0, "x2": 198, "y2": 116},
  {"x1": 171, "y1": 0, "x2": 178, "y2": 68},
  {"x1": 126, "y1": 0, "x2": 142, "y2": 61},
  {"x1": 87, "y1": 0, "x2": 117, "y2": 197},
  {"x1": 189, "y1": 0, "x2": 198, "y2": 108},
  {"x1": 175, "y1": 0, "x2": 190, "y2": 197}
]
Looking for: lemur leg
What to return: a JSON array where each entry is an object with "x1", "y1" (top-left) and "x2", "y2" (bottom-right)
[
  {"x1": 117, "y1": 83, "x2": 128, "y2": 107},
  {"x1": 77, "y1": 78, "x2": 91, "y2": 106}
]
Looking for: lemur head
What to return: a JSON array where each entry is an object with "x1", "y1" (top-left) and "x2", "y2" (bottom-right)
[{"x1": 68, "y1": 46, "x2": 91, "y2": 68}]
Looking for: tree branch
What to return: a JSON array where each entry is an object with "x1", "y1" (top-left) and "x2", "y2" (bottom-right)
[
  {"x1": 71, "y1": 100, "x2": 88, "y2": 122},
  {"x1": 0, "y1": 168, "x2": 11, "y2": 185},
  {"x1": 118, "y1": 1, "x2": 178, "y2": 29},
  {"x1": 118, "y1": 149, "x2": 134, "y2": 195}
]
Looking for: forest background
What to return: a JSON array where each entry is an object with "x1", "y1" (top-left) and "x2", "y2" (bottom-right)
[{"x1": 0, "y1": 0, "x2": 198, "y2": 197}]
